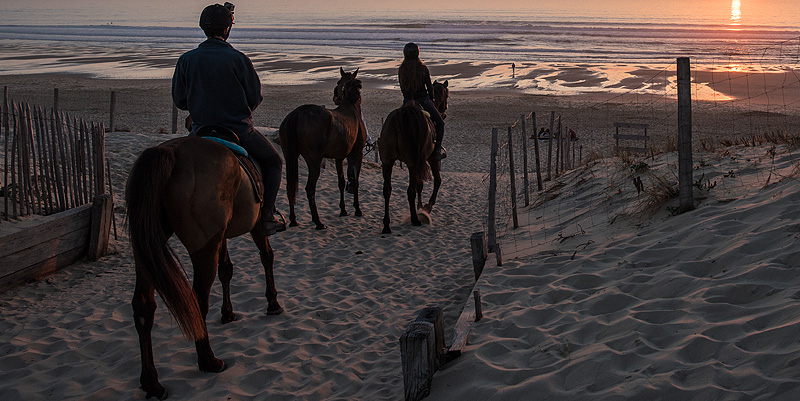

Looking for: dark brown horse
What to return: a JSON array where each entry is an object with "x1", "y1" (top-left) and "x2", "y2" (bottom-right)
[
  {"x1": 378, "y1": 80, "x2": 449, "y2": 234},
  {"x1": 126, "y1": 137, "x2": 283, "y2": 399},
  {"x1": 279, "y1": 68, "x2": 366, "y2": 229}
]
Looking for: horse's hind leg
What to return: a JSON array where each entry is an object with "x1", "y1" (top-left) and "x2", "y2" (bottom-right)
[
  {"x1": 336, "y1": 159, "x2": 348, "y2": 217},
  {"x1": 305, "y1": 163, "x2": 326, "y2": 230},
  {"x1": 132, "y1": 268, "x2": 168, "y2": 400},
  {"x1": 251, "y1": 234, "x2": 284, "y2": 315},
  {"x1": 217, "y1": 241, "x2": 236, "y2": 324},
  {"x1": 426, "y1": 159, "x2": 442, "y2": 210},
  {"x1": 382, "y1": 163, "x2": 393, "y2": 234},
  {"x1": 188, "y1": 238, "x2": 226, "y2": 374},
  {"x1": 408, "y1": 175, "x2": 421, "y2": 226}
]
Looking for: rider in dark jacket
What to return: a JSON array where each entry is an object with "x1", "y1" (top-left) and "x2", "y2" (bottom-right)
[
  {"x1": 172, "y1": 3, "x2": 285, "y2": 236},
  {"x1": 398, "y1": 42, "x2": 446, "y2": 160}
]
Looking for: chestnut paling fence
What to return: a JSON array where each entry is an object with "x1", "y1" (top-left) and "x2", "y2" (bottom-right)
[{"x1": 1, "y1": 87, "x2": 107, "y2": 223}]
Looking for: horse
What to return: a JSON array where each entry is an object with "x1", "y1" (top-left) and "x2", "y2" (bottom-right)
[
  {"x1": 126, "y1": 134, "x2": 284, "y2": 400},
  {"x1": 279, "y1": 68, "x2": 366, "y2": 230},
  {"x1": 378, "y1": 80, "x2": 449, "y2": 234}
]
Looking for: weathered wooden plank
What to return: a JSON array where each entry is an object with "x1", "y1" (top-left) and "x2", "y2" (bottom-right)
[
  {"x1": 448, "y1": 286, "x2": 479, "y2": 358},
  {"x1": 0, "y1": 204, "x2": 91, "y2": 259},
  {"x1": 0, "y1": 222, "x2": 89, "y2": 279},
  {"x1": 613, "y1": 134, "x2": 650, "y2": 141},
  {"x1": 0, "y1": 245, "x2": 87, "y2": 293},
  {"x1": 614, "y1": 122, "x2": 650, "y2": 129}
]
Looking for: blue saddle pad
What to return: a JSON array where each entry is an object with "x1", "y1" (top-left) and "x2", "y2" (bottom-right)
[{"x1": 205, "y1": 137, "x2": 248, "y2": 158}]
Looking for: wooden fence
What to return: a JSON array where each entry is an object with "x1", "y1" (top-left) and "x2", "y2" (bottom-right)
[
  {"x1": 1, "y1": 87, "x2": 110, "y2": 292},
  {"x1": 2, "y1": 87, "x2": 106, "y2": 221}
]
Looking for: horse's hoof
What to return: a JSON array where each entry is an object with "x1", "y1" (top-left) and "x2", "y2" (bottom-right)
[
  {"x1": 267, "y1": 306, "x2": 284, "y2": 315},
  {"x1": 382, "y1": 227, "x2": 392, "y2": 234},
  {"x1": 315, "y1": 224, "x2": 327, "y2": 230},
  {"x1": 220, "y1": 312, "x2": 237, "y2": 324},
  {"x1": 289, "y1": 221, "x2": 298, "y2": 227},
  {"x1": 355, "y1": 210, "x2": 363, "y2": 217},
  {"x1": 411, "y1": 219, "x2": 422, "y2": 226},
  {"x1": 143, "y1": 384, "x2": 168, "y2": 400},
  {"x1": 340, "y1": 211, "x2": 349, "y2": 217},
  {"x1": 199, "y1": 358, "x2": 226, "y2": 373}
]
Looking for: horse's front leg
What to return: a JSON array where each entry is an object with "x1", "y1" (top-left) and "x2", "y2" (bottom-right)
[
  {"x1": 132, "y1": 269, "x2": 167, "y2": 400},
  {"x1": 382, "y1": 163, "x2": 393, "y2": 234},
  {"x1": 217, "y1": 241, "x2": 236, "y2": 324},
  {"x1": 348, "y1": 155, "x2": 363, "y2": 217},
  {"x1": 426, "y1": 159, "x2": 442, "y2": 210},
  {"x1": 251, "y1": 233, "x2": 283, "y2": 315},
  {"x1": 305, "y1": 163, "x2": 326, "y2": 230},
  {"x1": 336, "y1": 159, "x2": 348, "y2": 217},
  {"x1": 408, "y1": 174, "x2": 421, "y2": 226}
]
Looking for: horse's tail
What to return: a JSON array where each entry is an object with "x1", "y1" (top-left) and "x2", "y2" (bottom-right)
[
  {"x1": 279, "y1": 111, "x2": 300, "y2": 202},
  {"x1": 125, "y1": 145, "x2": 206, "y2": 342},
  {"x1": 398, "y1": 104, "x2": 432, "y2": 183}
]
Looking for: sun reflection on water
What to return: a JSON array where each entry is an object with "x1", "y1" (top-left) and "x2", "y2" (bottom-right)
[{"x1": 731, "y1": 0, "x2": 742, "y2": 25}]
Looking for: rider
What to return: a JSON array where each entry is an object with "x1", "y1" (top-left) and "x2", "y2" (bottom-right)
[
  {"x1": 398, "y1": 42, "x2": 446, "y2": 160},
  {"x1": 172, "y1": 2, "x2": 285, "y2": 236}
]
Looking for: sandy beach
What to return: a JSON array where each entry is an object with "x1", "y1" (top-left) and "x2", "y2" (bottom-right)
[{"x1": 2, "y1": 66, "x2": 800, "y2": 400}]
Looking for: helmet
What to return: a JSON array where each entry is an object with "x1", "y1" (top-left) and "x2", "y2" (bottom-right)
[
  {"x1": 199, "y1": 3, "x2": 234, "y2": 33},
  {"x1": 403, "y1": 42, "x2": 419, "y2": 59}
]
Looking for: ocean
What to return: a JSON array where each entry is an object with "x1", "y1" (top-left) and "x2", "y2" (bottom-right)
[{"x1": 0, "y1": 0, "x2": 798, "y2": 93}]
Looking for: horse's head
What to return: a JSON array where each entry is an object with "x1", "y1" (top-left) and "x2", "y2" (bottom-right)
[
  {"x1": 433, "y1": 80, "x2": 449, "y2": 119},
  {"x1": 333, "y1": 67, "x2": 359, "y2": 105}
]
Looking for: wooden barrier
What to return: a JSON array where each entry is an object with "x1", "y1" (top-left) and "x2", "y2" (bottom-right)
[
  {"x1": 613, "y1": 122, "x2": 650, "y2": 154},
  {"x1": 470, "y1": 231, "x2": 487, "y2": 280}
]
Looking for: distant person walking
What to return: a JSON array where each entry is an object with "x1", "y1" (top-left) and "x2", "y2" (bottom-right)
[
  {"x1": 512, "y1": 62, "x2": 516, "y2": 78},
  {"x1": 172, "y1": 2, "x2": 285, "y2": 236},
  {"x1": 398, "y1": 42, "x2": 447, "y2": 160}
]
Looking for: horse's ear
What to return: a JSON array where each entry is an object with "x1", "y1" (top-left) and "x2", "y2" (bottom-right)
[
  {"x1": 444, "y1": 80, "x2": 449, "y2": 88},
  {"x1": 340, "y1": 67, "x2": 345, "y2": 77},
  {"x1": 353, "y1": 68, "x2": 359, "y2": 79},
  {"x1": 433, "y1": 79, "x2": 438, "y2": 85}
]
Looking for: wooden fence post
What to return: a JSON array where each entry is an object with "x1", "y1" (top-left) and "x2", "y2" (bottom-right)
[
  {"x1": 507, "y1": 126, "x2": 518, "y2": 229},
  {"x1": 53, "y1": 88, "x2": 59, "y2": 112},
  {"x1": 470, "y1": 231, "x2": 487, "y2": 280},
  {"x1": 109, "y1": 91, "x2": 116, "y2": 133},
  {"x1": 677, "y1": 57, "x2": 694, "y2": 213},
  {"x1": 532, "y1": 112, "x2": 542, "y2": 191},
  {"x1": 88, "y1": 194, "x2": 113, "y2": 261},
  {"x1": 521, "y1": 114, "x2": 530, "y2": 206},
  {"x1": 172, "y1": 103, "x2": 179, "y2": 135},
  {"x1": 547, "y1": 111, "x2": 554, "y2": 181},
  {"x1": 3, "y1": 87, "x2": 8, "y2": 222},
  {"x1": 488, "y1": 128, "x2": 498, "y2": 253},
  {"x1": 400, "y1": 321, "x2": 435, "y2": 401}
]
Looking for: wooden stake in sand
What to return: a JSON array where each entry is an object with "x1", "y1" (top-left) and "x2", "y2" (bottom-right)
[{"x1": 678, "y1": 57, "x2": 694, "y2": 213}]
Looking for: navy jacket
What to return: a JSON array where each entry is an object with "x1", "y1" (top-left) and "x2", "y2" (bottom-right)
[{"x1": 172, "y1": 38, "x2": 262, "y2": 136}]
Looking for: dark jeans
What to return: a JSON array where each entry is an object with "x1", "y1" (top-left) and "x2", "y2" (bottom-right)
[{"x1": 239, "y1": 128, "x2": 283, "y2": 217}]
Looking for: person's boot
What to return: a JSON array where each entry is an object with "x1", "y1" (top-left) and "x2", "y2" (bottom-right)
[
  {"x1": 433, "y1": 145, "x2": 447, "y2": 160},
  {"x1": 260, "y1": 208, "x2": 287, "y2": 236}
]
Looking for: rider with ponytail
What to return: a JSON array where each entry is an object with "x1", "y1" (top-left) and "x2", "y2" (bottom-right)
[{"x1": 398, "y1": 42, "x2": 447, "y2": 160}]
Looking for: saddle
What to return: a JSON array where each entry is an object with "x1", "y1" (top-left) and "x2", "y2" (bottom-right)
[{"x1": 195, "y1": 125, "x2": 264, "y2": 203}]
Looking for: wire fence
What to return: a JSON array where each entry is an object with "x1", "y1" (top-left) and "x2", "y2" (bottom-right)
[{"x1": 483, "y1": 36, "x2": 800, "y2": 259}]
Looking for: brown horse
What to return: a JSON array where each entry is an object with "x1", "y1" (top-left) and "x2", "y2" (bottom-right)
[
  {"x1": 126, "y1": 136, "x2": 283, "y2": 400},
  {"x1": 378, "y1": 80, "x2": 449, "y2": 234},
  {"x1": 279, "y1": 68, "x2": 365, "y2": 229}
]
